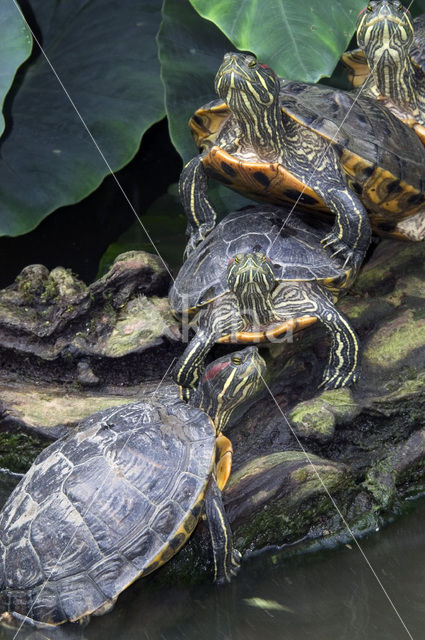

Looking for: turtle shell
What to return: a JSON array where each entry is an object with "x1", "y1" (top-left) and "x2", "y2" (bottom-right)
[
  {"x1": 190, "y1": 82, "x2": 425, "y2": 239},
  {"x1": 0, "y1": 390, "x2": 215, "y2": 625},
  {"x1": 169, "y1": 205, "x2": 347, "y2": 314}
]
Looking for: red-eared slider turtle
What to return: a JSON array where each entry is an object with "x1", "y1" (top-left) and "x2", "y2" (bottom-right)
[
  {"x1": 181, "y1": 51, "x2": 425, "y2": 257},
  {"x1": 342, "y1": 1, "x2": 425, "y2": 144},
  {"x1": 0, "y1": 347, "x2": 265, "y2": 628},
  {"x1": 170, "y1": 204, "x2": 360, "y2": 399}
]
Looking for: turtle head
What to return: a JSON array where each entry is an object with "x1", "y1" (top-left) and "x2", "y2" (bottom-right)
[
  {"x1": 227, "y1": 252, "x2": 275, "y2": 294},
  {"x1": 357, "y1": 1, "x2": 414, "y2": 58},
  {"x1": 215, "y1": 52, "x2": 280, "y2": 112},
  {"x1": 192, "y1": 346, "x2": 266, "y2": 433},
  {"x1": 227, "y1": 252, "x2": 275, "y2": 325}
]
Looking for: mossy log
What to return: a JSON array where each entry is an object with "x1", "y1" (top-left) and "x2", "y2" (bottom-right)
[{"x1": 1, "y1": 238, "x2": 425, "y2": 584}]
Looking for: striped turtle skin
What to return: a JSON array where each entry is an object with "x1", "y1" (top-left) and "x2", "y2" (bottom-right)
[
  {"x1": 184, "y1": 51, "x2": 425, "y2": 260},
  {"x1": 0, "y1": 347, "x2": 265, "y2": 627},
  {"x1": 170, "y1": 204, "x2": 361, "y2": 398},
  {"x1": 342, "y1": 2, "x2": 425, "y2": 144}
]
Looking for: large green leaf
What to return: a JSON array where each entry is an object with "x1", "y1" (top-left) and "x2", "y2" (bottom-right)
[
  {"x1": 189, "y1": 0, "x2": 365, "y2": 82},
  {"x1": 158, "y1": 0, "x2": 234, "y2": 164},
  {"x1": 158, "y1": 0, "x2": 253, "y2": 216},
  {"x1": 0, "y1": 0, "x2": 32, "y2": 137},
  {"x1": 0, "y1": 0, "x2": 165, "y2": 237}
]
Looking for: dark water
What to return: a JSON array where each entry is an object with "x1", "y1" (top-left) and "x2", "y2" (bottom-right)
[{"x1": 3, "y1": 493, "x2": 425, "y2": 640}]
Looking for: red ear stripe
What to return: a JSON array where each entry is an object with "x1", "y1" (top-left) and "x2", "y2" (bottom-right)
[
  {"x1": 203, "y1": 360, "x2": 231, "y2": 382},
  {"x1": 358, "y1": 7, "x2": 367, "y2": 17},
  {"x1": 259, "y1": 62, "x2": 278, "y2": 78}
]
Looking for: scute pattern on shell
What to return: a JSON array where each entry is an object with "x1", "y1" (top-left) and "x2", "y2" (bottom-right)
[
  {"x1": 279, "y1": 81, "x2": 425, "y2": 186},
  {"x1": 169, "y1": 205, "x2": 345, "y2": 313},
  {"x1": 0, "y1": 390, "x2": 215, "y2": 624}
]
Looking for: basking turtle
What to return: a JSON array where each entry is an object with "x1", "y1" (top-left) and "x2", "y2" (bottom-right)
[
  {"x1": 343, "y1": 2, "x2": 425, "y2": 135},
  {"x1": 342, "y1": 1, "x2": 425, "y2": 144},
  {"x1": 0, "y1": 347, "x2": 265, "y2": 628},
  {"x1": 181, "y1": 51, "x2": 425, "y2": 257},
  {"x1": 170, "y1": 204, "x2": 360, "y2": 398}
]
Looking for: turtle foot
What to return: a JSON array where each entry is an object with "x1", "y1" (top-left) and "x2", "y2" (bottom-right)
[
  {"x1": 215, "y1": 549, "x2": 242, "y2": 585},
  {"x1": 184, "y1": 227, "x2": 210, "y2": 260},
  {"x1": 321, "y1": 234, "x2": 365, "y2": 272},
  {"x1": 319, "y1": 365, "x2": 361, "y2": 390}
]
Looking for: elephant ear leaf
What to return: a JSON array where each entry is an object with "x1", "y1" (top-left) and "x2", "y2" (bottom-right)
[
  {"x1": 0, "y1": 0, "x2": 165, "y2": 238},
  {"x1": 0, "y1": 2, "x2": 32, "y2": 137},
  {"x1": 189, "y1": 0, "x2": 365, "y2": 82}
]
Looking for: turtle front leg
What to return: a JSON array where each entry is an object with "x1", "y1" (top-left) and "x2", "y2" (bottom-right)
[
  {"x1": 173, "y1": 295, "x2": 243, "y2": 400},
  {"x1": 317, "y1": 184, "x2": 371, "y2": 271},
  {"x1": 287, "y1": 125, "x2": 371, "y2": 270},
  {"x1": 204, "y1": 477, "x2": 241, "y2": 584},
  {"x1": 273, "y1": 281, "x2": 360, "y2": 389},
  {"x1": 179, "y1": 154, "x2": 217, "y2": 257}
]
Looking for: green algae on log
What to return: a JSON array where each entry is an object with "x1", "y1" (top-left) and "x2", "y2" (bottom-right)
[
  {"x1": 0, "y1": 251, "x2": 182, "y2": 386},
  {"x1": 2, "y1": 239, "x2": 425, "y2": 583}
]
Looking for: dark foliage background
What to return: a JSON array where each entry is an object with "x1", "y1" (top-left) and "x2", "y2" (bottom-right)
[{"x1": 1, "y1": 0, "x2": 425, "y2": 287}]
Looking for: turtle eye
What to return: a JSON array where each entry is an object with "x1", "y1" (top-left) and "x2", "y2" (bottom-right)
[
  {"x1": 247, "y1": 56, "x2": 257, "y2": 68},
  {"x1": 367, "y1": 4, "x2": 373, "y2": 11},
  {"x1": 231, "y1": 355, "x2": 242, "y2": 365},
  {"x1": 234, "y1": 256, "x2": 241, "y2": 264}
]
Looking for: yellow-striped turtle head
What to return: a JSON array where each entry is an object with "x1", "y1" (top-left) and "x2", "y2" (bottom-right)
[
  {"x1": 214, "y1": 52, "x2": 280, "y2": 111},
  {"x1": 357, "y1": 1, "x2": 414, "y2": 59},
  {"x1": 193, "y1": 346, "x2": 266, "y2": 433},
  {"x1": 227, "y1": 251, "x2": 275, "y2": 297},
  {"x1": 227, "y1": 252, "x2": 276, "y2": 329}
]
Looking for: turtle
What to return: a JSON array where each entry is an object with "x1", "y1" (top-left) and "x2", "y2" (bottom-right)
[
  {"x1": 169, "y1": 204, "x2": 360, "y2": 399},
  {"x1": 180, "y1": 50, "x2": 425, "y2": 259},
  {"x1": 342, "y1": 1, "x2": 425, "y2": 144},
  {"x1": 0, "y1": 346, "x2": 265, "y2": 628}
]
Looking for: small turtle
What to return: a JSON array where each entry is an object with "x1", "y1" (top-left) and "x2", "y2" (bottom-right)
[
  {"x1": 0, "y1": 347, "x2": 265, "y2": 628},
  {"x1": 181, "y1": 51, "x2": 425, "y2": 257},
  {"x1": 170, "y1": 204, "x2": 360, "y2": 398},
  {"x1": 342, "y1": 1, "x2": 425, "y2": 144}
]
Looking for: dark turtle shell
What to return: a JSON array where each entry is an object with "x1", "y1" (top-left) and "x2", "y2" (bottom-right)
[
  {"x1": 0, "y1": 390, "x2": 215, "y2": 625},
  {"x1": 169, "y1": 205, "x2": 347, "y2": 314},
  {"x1": 191, "y1": 81, "x2": 425, "y2": 238}
]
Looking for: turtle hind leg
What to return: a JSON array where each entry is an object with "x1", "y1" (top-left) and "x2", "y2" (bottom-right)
[{"x1": 204, "y1": 479, "x2": 241, "y2": 585}]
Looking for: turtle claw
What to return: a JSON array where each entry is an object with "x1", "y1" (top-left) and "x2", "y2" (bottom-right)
[
  {"x1": 320, "y1": 233, "x2": 364, "y2": 272},
  {"x1": 184, "y1": 234, "x2": 203, "y2": 260},
  {"x1": 320, "y1": 365, "x2": 361, "y2": 390},
  {"x1": 184, "y1": 224, "x2": 214, "y2": 259}
]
